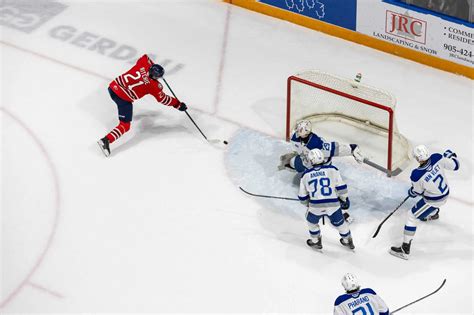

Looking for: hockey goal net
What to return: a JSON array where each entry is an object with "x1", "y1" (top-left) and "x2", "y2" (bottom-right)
[{"x1": 286, "y1": 70, "x2": 411, "y2": 176}]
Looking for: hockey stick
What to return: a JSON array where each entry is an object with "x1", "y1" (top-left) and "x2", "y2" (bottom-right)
[
  {"x1": 372, "y1": 196, "x2": 410, "y2": 238},
  {"x1": 363, "y1": 158, "x2": 402, "y2": 177},
  {"x1": 239, "y1": 187, "x2": 299, "y2": 201},
  {"x1": 391, "y1": 279, "x2": 446, "y2": 314},
  {"x1": 240, "y1": 186, "x2": 327, "y2": 224},
  {"x1": 161, "y1": 77, "x2": 228, "y2": 145}
]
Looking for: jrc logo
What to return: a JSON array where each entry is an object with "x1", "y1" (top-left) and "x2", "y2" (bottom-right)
[
  {"x1": 0, "y1": 0, "x2": 67, "y2": 33},
  {"x1": 385, "y1": 10, "x2": 427, "y2": 44}
]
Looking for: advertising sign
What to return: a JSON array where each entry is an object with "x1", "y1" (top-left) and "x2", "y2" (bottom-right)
[
  {"x1": 0, "y1": 0, "x2": 67, "y2": 34},
  {"x1": 259, "y1": 0, "x2": 357, "y2": 31},
  {"x1": 357, "y1": 1, "x2": 473, "y2": 67}
]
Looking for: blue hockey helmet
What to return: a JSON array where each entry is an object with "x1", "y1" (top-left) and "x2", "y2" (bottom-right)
[{"x1": 149, "y1": 64, "x2": 165, "y2": 80}]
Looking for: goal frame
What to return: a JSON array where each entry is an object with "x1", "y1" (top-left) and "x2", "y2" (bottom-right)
[{"x1": 286, "y1": 75, "x2": 398, "y2": 176}]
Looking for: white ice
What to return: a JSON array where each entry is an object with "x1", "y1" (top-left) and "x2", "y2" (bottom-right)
[{"x1": 1, "y1": 0, "x2": 473, "y2": 313}]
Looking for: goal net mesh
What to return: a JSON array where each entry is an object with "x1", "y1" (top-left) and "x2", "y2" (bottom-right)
[{"x1": 287, "y1": 71, "x2": 411, "y2": 175}]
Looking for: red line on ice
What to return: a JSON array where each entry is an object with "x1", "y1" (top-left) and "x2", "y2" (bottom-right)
[
  {"x1": 212, "y1": 4, "x2": 232, "y2": 114},
  {"x1": 28, "y1": 282, "x2": 64, "y2": 299},
  {"x1": 0, "y1": 108, "x2": 61, "y2": 309}
]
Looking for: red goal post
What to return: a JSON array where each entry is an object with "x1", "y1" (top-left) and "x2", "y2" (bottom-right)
[{"x1": 286, "y1": 71, "x2": 411, "y2": 176}]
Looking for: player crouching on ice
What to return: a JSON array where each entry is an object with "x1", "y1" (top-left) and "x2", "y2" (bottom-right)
[
  {"x1": 280, "y1": 120, "x2": 364, "y2": 223},
  {"x1": 390, "y1": 145, "x2": 459, "y2": 260},
  {"x1": 334, "y1": 273, "x2": 389, "y2": 315},
  {"x1": 298, "y1": 149, "x2": 354, "y2": 251},
  {"x1": 97, "y1": 54, "x2": 188, "y2": 157}
]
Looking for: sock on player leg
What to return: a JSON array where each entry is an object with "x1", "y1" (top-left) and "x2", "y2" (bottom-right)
[{"x1": 106, "y1": 121, "x2": 130, "y2": 143}]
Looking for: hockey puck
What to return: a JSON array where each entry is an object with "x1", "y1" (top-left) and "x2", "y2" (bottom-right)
[{"x1": 223, "y1": 140, "x2": 228, "y2": 145}]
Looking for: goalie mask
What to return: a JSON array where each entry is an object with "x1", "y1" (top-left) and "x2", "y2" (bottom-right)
[
  {"x1": 307, "y1": 149, "x2": 324, "y2": 166},
  {"x1": 341, "y1": 273, "x2": 360, "y2": 293},
  {"x1": 296, "y1": 120, "x2": 312, "y2": 138},
  {"x1": 413, "y1": 145, "x2": 429, "y2": 163}
]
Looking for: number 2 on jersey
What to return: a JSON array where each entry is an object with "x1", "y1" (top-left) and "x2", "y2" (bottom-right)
[
  {"x1": 308, "y1": 177, "x2": 332, "y2": 197},
  {"x1": 124, "y1": 71, "x2": 144, "y2": 90},
  {"x1": 433, "y1": 174, "x2": 448, "y2": 193}
]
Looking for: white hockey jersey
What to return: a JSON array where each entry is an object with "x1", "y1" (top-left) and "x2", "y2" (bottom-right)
[
  {"x1": 290, "y1": 131, "x2": 352, "y2": 162},
  {"x1": 410, "y1": 153, "x2": 459, "y2": 206},
  {"x1": 334, "y1": 288, "x2": 389, "y2": 315},
  {"x1": 298, "y1": 164, "x2": 348, "y2": 214}
]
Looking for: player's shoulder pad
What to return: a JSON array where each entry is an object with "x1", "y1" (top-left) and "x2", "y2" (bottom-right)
[
  {"x1": 302, "y1": 167, "x2": 315, "y2": 177},
  {"x1": 143, "y1": 54, "x2": 153, "y2": 64},
  {"x1": 359, "y1": 288, "x2": 376, "y2": 295},
  {"x1": 410, "y1": 168, "x2": 424, "y2": 182},
  {"x1": 430, "y1": 153, "x2": 443, "y2": 164},
  {"x1": 290, "y1": 132, "x2": 299, "y2": 142},
  {"x1": 411, "y1": 153, "x2": 443, "y2": 182},
  {"x1": 320, "y1": 164, "x2": 338, "y2": 171},
  {"x1": 334, "y1": 293, "x2": 353, "y2": 306},
  {"x1": 307, "y1": 133, "x2": 324, "y2": 149}
]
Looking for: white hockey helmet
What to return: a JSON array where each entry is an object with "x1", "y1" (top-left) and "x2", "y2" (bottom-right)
[
  {"x1": 307, "y1": 149, "x2": 325, "y2": 166},
  {"x1": 413, "y1": 145, "x2": 430, "y2": 163},
  {"x1": 341, "y1": 273, "x2": 360, "y2": 293},
  {"x1": 296, "y1": 120, "x2": 312, "y2": 138}
]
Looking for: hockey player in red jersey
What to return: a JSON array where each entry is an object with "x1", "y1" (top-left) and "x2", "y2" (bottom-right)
[{"x1": 97, "y1": 54, "x2": 187, "y2": 157}]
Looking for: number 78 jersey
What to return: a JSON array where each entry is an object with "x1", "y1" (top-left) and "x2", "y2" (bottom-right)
[
  {"x1": 298, "y1": 164, "x2": 348, "y2": 213},
  {"x1": 109, "y1": 54, "x2": 179, "y2": 107}
]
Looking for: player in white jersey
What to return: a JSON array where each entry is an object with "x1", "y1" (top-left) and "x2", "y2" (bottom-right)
[
  {"x1": 281, "y1": 120, "x2": 363, "y2": 223},
  {"x1": 279, "y1": 120, "x2": 364, "y2": 173},
  {"x1": 390, "y1": 145, "x2": 459, "y2": 260},
  {"x1": 334, "y1": 273, "x2": 389, "y2": 315},
  {"x1": 298, "y1": 149, "x2": 354, "y2": 250}
]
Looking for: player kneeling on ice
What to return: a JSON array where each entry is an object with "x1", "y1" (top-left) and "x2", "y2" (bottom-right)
[
  {"x1": 97, "y1": 54, "x2": 188, "y2": 157},
  {"x1": 279, "y1": 120, "x2": 365, "y2": 171},
  {"x1": 298, "y1": 149, "x2": 354, "y2": 250},
  {"x1": 334, "y1": 273, "x2": 389, "y2": 315},
  {"x1": 390, "y1": 145, "x2": 459, "y2": 260},
  {"x1": 280, "y1": 120, "x2": 363, "y2": 222}
]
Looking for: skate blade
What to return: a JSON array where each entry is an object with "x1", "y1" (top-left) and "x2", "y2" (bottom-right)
[
  {"x1": 97, "y1": 140, "x2": 110, "y2": 157},
  {"x1": 306, "y1": 241, "x2": 323, "y2": 252},
  {"x1": 307, "y1": 245, "x2": 323, "y2": 253},
  {"x1": 339, "y1": 239, "x2": 355, "y2": 251},
  {"x1": 389, "y1": 249, "x2": 409, "y2": 260}
]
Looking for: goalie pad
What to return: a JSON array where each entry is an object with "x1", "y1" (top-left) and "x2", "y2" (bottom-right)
[{"x1": 278, "y1": 152, "x2": 298, "y2": 170}]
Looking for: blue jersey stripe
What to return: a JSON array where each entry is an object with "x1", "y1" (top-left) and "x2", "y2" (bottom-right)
[{"x1": 309, "y1": 198, "x2": 339, "y2": 204}]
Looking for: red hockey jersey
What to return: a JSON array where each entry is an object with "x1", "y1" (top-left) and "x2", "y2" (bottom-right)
[{"x1": 109, "y1": 54, "x2": 179, "y2": 107}]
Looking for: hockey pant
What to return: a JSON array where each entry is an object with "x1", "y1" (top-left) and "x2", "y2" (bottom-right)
[
  {"x1": 403, "y1": 199, "x2": 440, "y2": 243},
  {"x1": 306, "y1": 208, "x2": 351, "y2": 240}
]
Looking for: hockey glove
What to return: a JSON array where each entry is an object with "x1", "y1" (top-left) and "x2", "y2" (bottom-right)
[
  {"x1": 177, "y1": 102, "x2": 187, "y2": 111},
  {"x1": 443, "y1": 149, "x2": 457, "y2": 159},
  {"x1": 278, "y1": 152, "x2": 298, "y2": 170},
  {"x1": 350, "y1": 144, "x2": 364, "y2": 164},
  {"x1": 339, "y1": 197, "x2": 350, "y2": 210},
  {"x1": 408, "y1": 187, "x2": 419, "y2": 198}
]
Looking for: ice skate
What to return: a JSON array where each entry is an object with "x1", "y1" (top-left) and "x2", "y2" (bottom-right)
[
  {"x1": 389, "y1": 241, "x2": 411, "y2": 260},
  {"x1": 97, "y1": 137, "x2": 111, "y2": 157},
  {"x1": 421, "y1": 211, "x2": 439, "y2": 222},
  {"x1": 340, "y1": 237, "x2": 355, "y2": 250},
  {"x1": 307, "y1": 236, "x2": 323, "y2": 250}
]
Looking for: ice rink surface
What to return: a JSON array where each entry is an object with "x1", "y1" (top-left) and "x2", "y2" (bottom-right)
[{"x1": 1, "y1": 0, "x2": 473, "y2": 313}]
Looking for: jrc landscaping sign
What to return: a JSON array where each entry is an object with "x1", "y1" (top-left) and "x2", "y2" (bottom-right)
[{"x1": 357, "y1": 1, "x2": 473, "y2": 67}]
